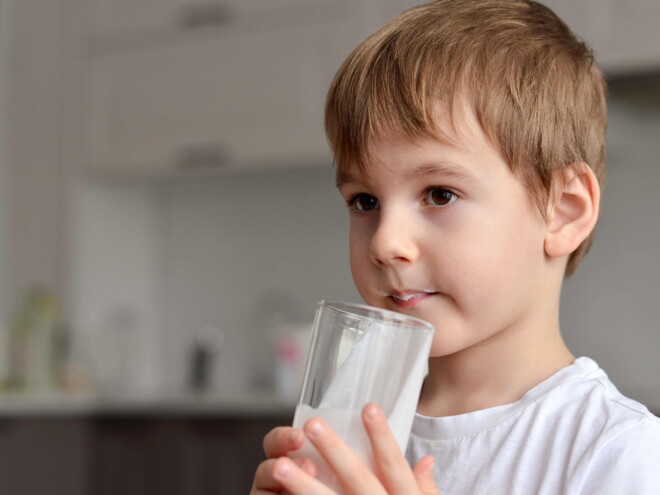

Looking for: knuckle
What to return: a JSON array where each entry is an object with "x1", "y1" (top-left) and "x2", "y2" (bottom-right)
[
  {"x1": 263, "y1": 426, "x2": 288, "y2": 456},
  {"x1": 253, "y1": 460, "x2": 272, "y2": 487},
  {"x1": 378, "y1": 450, "x2": 407, "y2": 474}
]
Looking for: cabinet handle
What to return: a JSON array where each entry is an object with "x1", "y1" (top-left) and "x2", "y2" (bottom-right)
[
  {"x1": 178, "y1": 3, "x2": 235, "y2": 30},
  {"x1": 176, "y1": 143, "x2": 233, "y2": 170}
]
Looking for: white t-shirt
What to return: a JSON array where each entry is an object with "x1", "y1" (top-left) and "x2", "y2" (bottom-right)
[{"x1": 406, "y1": 357, "x2": 660, "y2": 494}]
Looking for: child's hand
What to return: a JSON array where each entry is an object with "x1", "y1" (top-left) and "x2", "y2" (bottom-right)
[
  {"x1": 250, "y1": 425, "x2": 316, "y2": 494},
  {"x1": 253, "y1": 404, "x2": 441, "y2": 495}
]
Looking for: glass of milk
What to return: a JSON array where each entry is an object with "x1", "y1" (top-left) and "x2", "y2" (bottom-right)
[{"x1": 290, "y1": 301, "x2": 434, "y2": 493}]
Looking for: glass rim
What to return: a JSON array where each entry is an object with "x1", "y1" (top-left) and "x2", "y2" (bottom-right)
[{"x1": 319, "y1": 300, "x2": 434, "y2": 332}]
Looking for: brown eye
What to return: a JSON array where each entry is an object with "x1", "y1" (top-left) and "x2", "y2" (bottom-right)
[
  {"x1": 354, "y1": 194, "x2": 379, "y2": 211},
  {"x1": 425, "y1": 187, "x2": 457, "y2": 206}
]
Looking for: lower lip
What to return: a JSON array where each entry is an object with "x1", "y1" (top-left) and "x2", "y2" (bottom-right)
[{"x1": 390, "y1": 293, "x2": 435, "y2": 308}]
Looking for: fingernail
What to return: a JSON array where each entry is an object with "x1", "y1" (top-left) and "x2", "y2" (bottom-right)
[
  {"x1": 274, "y1": 459, "x2": 291, "y2": 479},
  {"x1": 365, "y1": 404, "x2": 381, "y2": 421},
  {"x1": 425, "y1": 457, "x2": 435, "y2": 474},
  {"x1": 306, "y1": 419, "x2": 323, "y2": 437},
  {"x1": 297, "y1": 458, "x2": 316, "y2": 476}
]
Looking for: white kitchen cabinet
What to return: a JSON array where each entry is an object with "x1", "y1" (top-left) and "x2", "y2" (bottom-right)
[
  {"x1": 3, "y1": 0, "x2": 82, "y2": 304},
  {"x1": 543, "y1": 0, "x2": 660, "y2": 75},
  {"x1": 89, "y1": 3, "x2": 363, "y2": 177},
  {"x1": 91, "y1": 0, "x2": 354, "y2": 39},
  {"x1": 91, "y1": 0, "x2": 193, "y2": 36},
  {"x1": 589, "y1": 0, "x2": 660, "y2": 75},
  {"x1": 88, "y1": 0, "x2": 660, "y2": 178}
]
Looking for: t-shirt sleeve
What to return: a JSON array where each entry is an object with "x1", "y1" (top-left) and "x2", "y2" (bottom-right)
[{"x1": 580, "y1": 416, "x2": 660, "y2": 494}]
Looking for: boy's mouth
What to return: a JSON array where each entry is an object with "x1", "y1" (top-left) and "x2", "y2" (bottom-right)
[{"x1": 388, "y1": 290, "x2": 437, "y2": 308}]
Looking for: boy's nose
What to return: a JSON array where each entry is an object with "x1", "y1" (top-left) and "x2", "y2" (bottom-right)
[{"x1": 369, "y1": 211, "x2": 419, "y2": 266}]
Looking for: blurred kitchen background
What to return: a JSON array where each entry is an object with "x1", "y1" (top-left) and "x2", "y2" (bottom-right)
[{"x1": 0, "y1": 0, "x2": 658, "y2": 493}]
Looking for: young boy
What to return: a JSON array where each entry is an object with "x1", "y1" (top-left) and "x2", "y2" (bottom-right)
[{"x1": 251, "y1": 1, "x2": 660, "y2": 493}]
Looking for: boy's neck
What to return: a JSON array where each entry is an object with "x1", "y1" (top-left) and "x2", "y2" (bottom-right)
[{"x1": 417, "y1": 321, "x2": 575, "y2": 418}]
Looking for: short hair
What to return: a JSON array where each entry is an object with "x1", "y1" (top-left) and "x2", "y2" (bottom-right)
[{"x1": 325, "y1": 0, "x2": 607, "y2": 277}]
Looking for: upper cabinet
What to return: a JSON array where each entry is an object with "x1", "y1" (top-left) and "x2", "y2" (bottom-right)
[
  {"x1": 543, "y1": 0, "x2": 660, "y2": 75},
  {"x1": 87, "y1": 0, "x2": 660, "y2": 178},
  {"x1": 90, "y1": 0, "x2": 354, "y2": 39},
  {"x1": 589, "y1": 0, "x2": 660, "y2": 75},
  {"x1": 91, "y1": 0, "x2": 201, "y2": 36},
  {"x1": 88, "y1": 0, "x2": 364, "y2": 177}
]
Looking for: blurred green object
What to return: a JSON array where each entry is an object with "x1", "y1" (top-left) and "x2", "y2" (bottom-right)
[{"x1": 7, "y1": 287, "x2": 68, "y2": 392}]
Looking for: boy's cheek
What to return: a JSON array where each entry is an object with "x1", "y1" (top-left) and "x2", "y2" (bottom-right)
[{"x1": 349, "y1": 252, "x2": 372, "y2": 291}]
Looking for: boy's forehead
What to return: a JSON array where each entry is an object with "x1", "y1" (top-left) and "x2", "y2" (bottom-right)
[
  {"x1": 336, "y1": 157, "x2": 482, "y2": 189},
  {"x1": 335, "y1": 139, "x2": 491, "y2": 192},
  {"x1": 388, "y1": 99, "x2": 494, "y2": 159},
  {"x1": 335, "y1": 102, "x2": 496, "y2": 186}
]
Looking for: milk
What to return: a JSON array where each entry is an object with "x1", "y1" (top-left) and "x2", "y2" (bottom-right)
[{"x1": 290, "y1": 406, "x2": 372, "y2": 493}]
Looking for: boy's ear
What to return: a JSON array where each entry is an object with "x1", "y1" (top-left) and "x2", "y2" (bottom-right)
[{"x1": 544, "y1": 163, "x2": 600, "y2": 259}]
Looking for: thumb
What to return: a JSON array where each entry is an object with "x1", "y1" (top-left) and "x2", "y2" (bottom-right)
[{"x1": 413, "y1": 456, "x2": 442, "y2": 495}]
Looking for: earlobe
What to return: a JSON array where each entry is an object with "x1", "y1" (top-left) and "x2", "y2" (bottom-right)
[{"x1": 544, "y1": 164, "x2": 600, "y2": 259}]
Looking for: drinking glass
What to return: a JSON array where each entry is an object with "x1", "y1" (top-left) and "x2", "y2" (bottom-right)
[{"x1": 290, "y1": 301, "x2": 434, "y2": 493}]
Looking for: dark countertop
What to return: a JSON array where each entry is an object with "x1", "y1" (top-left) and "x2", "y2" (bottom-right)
[{"x1": 0, "y1": 392, "x2": 296, "y2": 418}]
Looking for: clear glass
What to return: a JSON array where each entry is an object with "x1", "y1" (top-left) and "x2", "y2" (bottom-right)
[{"x1": 290, "y1": 300, "x2": 434, "y2": 493}]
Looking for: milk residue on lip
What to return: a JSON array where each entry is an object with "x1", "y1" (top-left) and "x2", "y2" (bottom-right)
[
  {"x1": 375, "y1": 287, "x2": 438, "y2": 300},
  {"x1": 291, "y1": 321, "x2": 432, "y2": 493}
]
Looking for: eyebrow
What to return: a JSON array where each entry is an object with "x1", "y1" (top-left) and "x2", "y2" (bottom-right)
[
  {"x1": 336, "y1": 161, "x2": 479, "y2": 188},
  {"x1": 411, "y1": 161, "x2": 480, "y2": 183},
  {"x1": 336, "y1": 171, "x2": 358, "y2": 188}
]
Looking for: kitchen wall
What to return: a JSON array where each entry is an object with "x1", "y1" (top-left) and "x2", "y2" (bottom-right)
[
  {"x1": 70, "y1": 165, "x2": 360, "y2": 397},
  {"x1": 158, "y1": 165, "x2": 359, "y2": 395},
  {"x1": 69, "y1": 98, "x2": 660, "y2": 409}
]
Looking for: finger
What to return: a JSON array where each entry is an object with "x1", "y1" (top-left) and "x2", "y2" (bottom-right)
[
  {"x1": 304, "y1": 417, "x2": 384, "y2": 494},
  {"x1": 252, "y1": 459, "x2": 285, "y2": 492},
  {"x1": 252, "y1": 457, "x2": 318, "y2": 494},
  {"x1": 362, "y1": 404, "x2": 418, "y2": 494},
  {"x1": 298, "y1": 457, "x2": 318, "y2": 478},
  {"x1": 413, "y1": 456, "x2": 442, "y2": 495},
  {"x1": 263, "y1": 427, "x2": 305, "y2": 458},
  {"x1": 271, "y1": 457, "x2": 336, "y2": 495}
]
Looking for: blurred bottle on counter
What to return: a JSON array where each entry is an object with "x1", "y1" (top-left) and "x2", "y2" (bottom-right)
[
  {"x1": 7, "y1": 286, "x2": 69, "y2": 392},
  {"x1": 189, "y1": 325, "x2": 225, "y2": 393},
  {"x1": 245, "y1": 291, "x2": 314, "y2": 400},
  {"x1": 94, "y1": 306, "x2": 142, "y2": 397},
  {"x1": 273, "y1": 322, "x2": 313, "y2": 401}
]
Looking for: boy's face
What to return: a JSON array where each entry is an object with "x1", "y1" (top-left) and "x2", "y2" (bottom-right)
[{"x1": 337, "y1": 107, "x2": 553, "y2": 358}]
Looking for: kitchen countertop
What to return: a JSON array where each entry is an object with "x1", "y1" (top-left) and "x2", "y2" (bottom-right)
[
  {"x1": 0, "y1": 392, "x2": 296, "y2": 418},
  {"x1": 4, "y1": 392, "x2": 654, "y2": 419}
]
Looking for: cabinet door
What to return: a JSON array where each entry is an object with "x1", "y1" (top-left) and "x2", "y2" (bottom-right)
[
  {"x1": 91, "y1": 419, "x2": 185, "y2": 495},
  {"x1": 90, "y1": 417, "x2": 290, "y2": 495},
  {"x1": 91, "y1": 0, "x2": 355, "y2": 39},
  {"x1": 524, "y1": 0, "x2": 660, "y2": 75},
  {"x1": 90, "y1": 19, "x2": 361, "y2": 177},
  {"x1": 589, "y1": 0, "x2": 660, "y2": 74},
  {"x1": 92, "y1": 0, "x2": 192, "y2": 36},
  {"x1": 179, "y1": 418, "x2": 288, "y2": 494},
  {"x1": 0, "y1": 419, "x2": 90, "y2": 495}
]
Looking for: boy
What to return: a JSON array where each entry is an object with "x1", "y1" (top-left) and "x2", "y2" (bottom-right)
[{"x1": 251, "y1": 1, "x2": 660, "y2": 493}]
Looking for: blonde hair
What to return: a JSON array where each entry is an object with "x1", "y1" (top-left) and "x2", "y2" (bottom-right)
[{"x1": 325, "y1": 0, "x2": 607, "y2": 277}]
